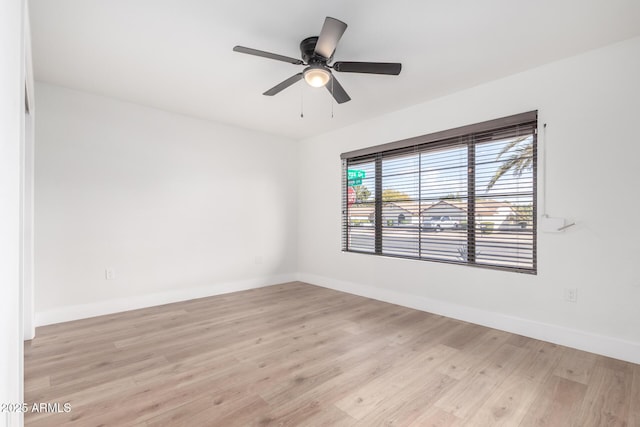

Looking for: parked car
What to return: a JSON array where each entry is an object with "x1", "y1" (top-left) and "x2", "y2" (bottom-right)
[
  {"x1": 422, "y1": 216, "x2": 460, "y2": 231},
  {"x1": 499, "y1": 221, "x2": 529, "y2": 232}
]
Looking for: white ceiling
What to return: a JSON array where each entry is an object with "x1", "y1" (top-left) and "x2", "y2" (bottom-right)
[{"x1": 30, "y1": 0, "x2": 640, "y2": 140}]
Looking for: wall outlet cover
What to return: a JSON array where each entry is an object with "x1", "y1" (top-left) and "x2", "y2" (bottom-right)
[{"x1": 564, "y1": 288, "x2": 578, "y2": 303}]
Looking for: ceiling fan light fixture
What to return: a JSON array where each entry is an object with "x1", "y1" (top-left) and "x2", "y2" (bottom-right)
[{"x1": 303, "y1": 66, "x2": 331, "y2": 88}]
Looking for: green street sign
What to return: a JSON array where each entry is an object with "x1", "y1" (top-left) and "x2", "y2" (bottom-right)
[
  {"x1": 348, "y1": 178, "x2": 362, "y2": 186},
  {"x1": 347, "y1": 169, "x2": 366, "y2": 180}
]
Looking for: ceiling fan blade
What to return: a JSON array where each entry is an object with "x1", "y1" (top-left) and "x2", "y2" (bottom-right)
[
  {"x1": 326, "y1": 75, "x2": 351, "y2": 104},
  {"x1": 233, "y1": 46, "x2": 303, "y2": 65},
  {"x1": 263, "y1": 73, "x2": 303, "y2": 96},
  {"x1": 314, "y1": 17, "x2": 347, "y2": 60},
  {"x1": 333, "y1": 61, "x2": 402, "y2": 75}
]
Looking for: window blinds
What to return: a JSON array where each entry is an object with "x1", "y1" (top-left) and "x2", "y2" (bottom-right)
[{"x1": 342, "y1": 111, "x2": 537, "y2": 274}]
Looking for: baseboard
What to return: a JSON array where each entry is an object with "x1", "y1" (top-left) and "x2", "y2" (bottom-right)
[
  {"x1": 5, "y1": 411, "x2": 22, "y2": 427},
  {"x1": 299, "y1": 273, "x2": 640, "y2": 365},
  {"x1": 34, "y1": 273, "x2": 298, "y2": 328}
]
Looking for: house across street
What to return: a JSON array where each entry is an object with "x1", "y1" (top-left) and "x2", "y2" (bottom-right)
[{"x1": 347, "y1": 198, "x2": 533, "y2": 269}]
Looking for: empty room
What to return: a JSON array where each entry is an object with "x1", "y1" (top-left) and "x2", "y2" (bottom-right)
[{"x1": 2, "y1": 0, "x2": 640, "y2": 426}]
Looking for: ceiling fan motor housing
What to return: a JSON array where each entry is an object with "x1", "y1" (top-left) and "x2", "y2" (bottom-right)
[{"x1": 300, "y1": 36, "x2": 330, "y2": 64}]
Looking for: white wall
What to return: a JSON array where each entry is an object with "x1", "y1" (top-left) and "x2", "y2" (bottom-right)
[
  {"x1": 298, "y1": 36, "x2": 640, "y2": 363},
  {"x1": 1, "y1": 0, "x2": 30, "y2": 425},
  {"x1": 23, "y1": 0, "x2": 35, "y2": 342},
  {"x1": 35, "y1": 83, "x2": 298, "y2": 325}
]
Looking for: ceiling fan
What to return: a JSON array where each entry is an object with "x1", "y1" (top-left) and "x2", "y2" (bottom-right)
[{"x1": 233, "y1": 17, "x2": 402, "y2": 104}]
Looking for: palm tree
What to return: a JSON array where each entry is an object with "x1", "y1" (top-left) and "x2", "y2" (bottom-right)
[
  {"x1": 486, "y1": 136, "x2": 533, "y2": 191},
  {"x1": 353, "y1": 185, "x2": 371, "y2": 203}
]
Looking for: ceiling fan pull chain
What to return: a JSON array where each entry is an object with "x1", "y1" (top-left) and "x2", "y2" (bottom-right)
[
  {"x1": 329, "y1": 77, "x2": 335, "y2": 118},
  {"x1": 331, "y1": 78, "x2": 334, "y2": 118},
  {"x1": 300, "y1": 83, "x2": 304, "y2": 118}
]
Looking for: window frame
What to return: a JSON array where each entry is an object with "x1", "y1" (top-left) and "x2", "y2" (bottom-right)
[{"x1": 341, "y1": 111, "x2": 537, "y2": 274}]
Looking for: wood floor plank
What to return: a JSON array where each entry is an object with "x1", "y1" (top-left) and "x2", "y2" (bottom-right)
[
  {"x1": 408, "y1": 406, "x2": 462, "y2": 427},
  {"x1": 24, "y1": 375, "x2": 50, "y2": 393},
  {"x1": 630, "y1": 363, "x2": 640, "y2": 427},
  {"x1": 23, "y1": 282, "x2": 639, "y2": 426},
  {"x1": 258, "y1": 339, "x2": 403, "y2": 418},
  {"x1": 439, "y1": 321, "x2": 489, "y2": 350},
  {"x1": 29, "y1": 356, "x2": 170, "y2": 403},
  {"x1": 573, "y1": 364, "x2": 632, "y2": 427},
  {"x1": 25, "y1": 377, "x2": 138, "y2": 427},
  {"x1": 433, "y1": 343, "x2": 529, "y2": 419},
  {"x1": 334, "y1": 344, "x2": 457, "y2": 420},
  {"x1": 552, "y1": 347, "x2": 598, "y2": 385},
  {"x1": 145, "y1": 389, "x2": 267, "y2": 427},
  {"x1": 290, "y1": 405, "x2": 356, "y2": 427},
  {"x1": 463, "y1": 373, "x2": 541, "y2": 426},
  {"x1": 519, "y1": 375, "x2": 587, "y2": 427},
  {"x1": 260, "y1": 400, "x2": 356, "y2": 427},
  {"x1": 515, "y1": 340, "x2": 563, "y2": 384},
  {"x1": 435, "y1": 328, "x2": 512, "y2": 380},
  {"x1": 352, "y1": 370, "x2": 457, "y2": 426},
  {"x1": 48, "y1": 363, "x2": 252, "y2": 426},
  {"x1": 255, "y1": 332, "x2": 394, "y2": 407}
]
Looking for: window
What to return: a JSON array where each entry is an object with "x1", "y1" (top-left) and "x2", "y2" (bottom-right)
[{"x1": 341, "y1": 111, "x2": 537, "y2": 274}]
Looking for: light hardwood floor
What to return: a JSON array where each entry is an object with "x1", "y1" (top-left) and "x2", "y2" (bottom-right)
[{"x1": 24, "y1": 282, "x2": 640, "y2": 426}]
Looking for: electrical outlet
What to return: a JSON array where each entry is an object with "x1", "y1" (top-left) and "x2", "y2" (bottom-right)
[
  {"x1": 564, "y1": 288, "x2": 577, "y2": 303},
  {"x1": 105, "y1": 268, "x2": 115, "y2": 280}
]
